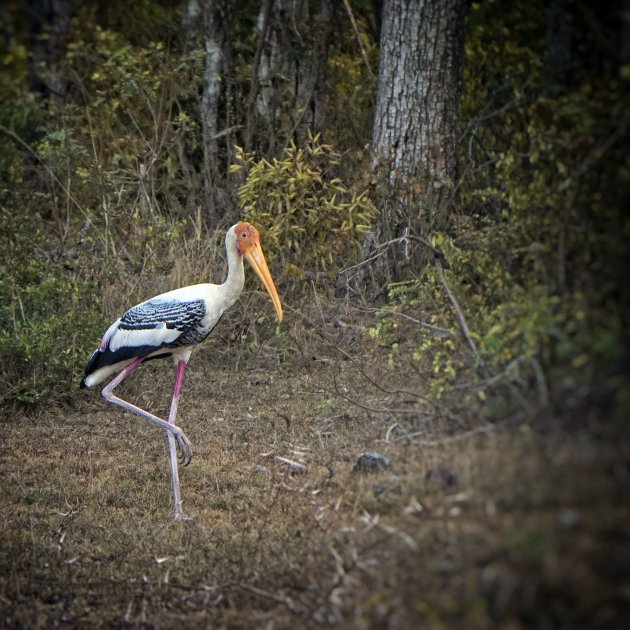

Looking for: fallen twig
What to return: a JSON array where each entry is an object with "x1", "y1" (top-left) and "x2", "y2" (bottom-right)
[
  {"x1": 237, "y1": 582, "x2": 287, "y2": 604},
  {"x1": 389, "y1": 411, "x2": 525, "y2": 446},
  {"x1": 273, "y1": 455, "x2": 307, "y2": 474},
  {"x1": 347, "y1": 303, "x2": 452, "y2": 340},
  {"x1": 332, "y1": 373, "x2": 435, "y2": 417}
]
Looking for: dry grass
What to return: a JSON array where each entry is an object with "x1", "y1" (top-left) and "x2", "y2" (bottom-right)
[{"x1": 1, "y1": 296, "x2": 628, "y2": 628}]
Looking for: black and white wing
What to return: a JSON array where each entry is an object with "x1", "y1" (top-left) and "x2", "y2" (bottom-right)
[
  {"x1": 114, "y1": 298, "x2": 208, "y2": 349},
  {"x1": 81, "y1": 298, "x2": 207, "y2": 388}
]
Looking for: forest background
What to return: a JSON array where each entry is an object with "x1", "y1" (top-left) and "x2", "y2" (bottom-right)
[{"x1": 0, "y1": 0, "x2": 628, "y2": 627}]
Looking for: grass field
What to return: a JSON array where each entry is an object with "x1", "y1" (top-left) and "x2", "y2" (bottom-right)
[{"x1": 1, "y1": 298, "x2": 628, "y2": 628}]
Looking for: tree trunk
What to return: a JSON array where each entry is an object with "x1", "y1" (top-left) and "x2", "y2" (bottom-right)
[
  {"x1": 245, "y1": 0, "x2": 333, "y2": 152},
  {"x1": 181, "y1": 0, "x2": 202, "y2": 51},
  {"x1": 369, "y1": 0, "x2": 465, "y2": 283},
  {"x1": 305, "y1": 0, "x2": 334, "y2": 136},
  {"x1": 200, "y1": 0, "x2": 232, "y2": 223},
  {"x1": 21, "y1": 0, "x2": 79, "y2": 98},
  {"x1": 543, "y1": 0, "x2": 574, "y2": 95},
  {"x1": 622, "y1": 0, "x2": 630, "y2": 62}
]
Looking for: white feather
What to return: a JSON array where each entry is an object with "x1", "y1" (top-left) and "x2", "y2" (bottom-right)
[{"x1": 108, "y1": 322, "x2": 183, "y2": 352}]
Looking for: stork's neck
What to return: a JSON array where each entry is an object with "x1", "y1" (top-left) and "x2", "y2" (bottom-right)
[{"x1": 219, "y1": 234, "x2": 245, "y2": 309}]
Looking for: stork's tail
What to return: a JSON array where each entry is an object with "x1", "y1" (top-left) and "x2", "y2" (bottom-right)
[{"x1": 80, "y1": 348, "x2": 102, "y2": 388}]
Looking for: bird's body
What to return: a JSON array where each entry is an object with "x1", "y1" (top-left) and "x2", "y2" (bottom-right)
[
  {"x1": 81, "y1": 282, "x2": 235, "y2": 388},
  {"x1": 81, "y1": 223, "x2": 283, "y2": 520}
]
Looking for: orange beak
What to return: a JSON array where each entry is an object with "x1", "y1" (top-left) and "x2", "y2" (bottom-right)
[{"x1": 244, "y1": 244, "x2": 283, "y2": 322}]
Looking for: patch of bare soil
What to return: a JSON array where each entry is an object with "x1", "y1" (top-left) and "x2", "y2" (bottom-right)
[{"x1": 1, "y1": 302, "x2": 628, "y2": 628}]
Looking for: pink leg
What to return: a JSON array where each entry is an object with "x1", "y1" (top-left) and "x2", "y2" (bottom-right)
[
  {"x1": 101, "y1": 357, "x2": 193, "y2": 466},
  {"x1": 166, "y1": 359, "x2": 191, "y2": 520}
]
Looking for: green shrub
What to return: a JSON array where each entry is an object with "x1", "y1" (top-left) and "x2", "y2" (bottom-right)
[
  {"x1": 459, "y1": 2, "x2": 626, "y2": 407},
  {"x1": 0, "y1": 19, "x2": 203, "y2": 407},
  {"x1": 0, "y1": 208, "x2": 104, "y2": 405},
  {"x1": 231, "y1": 133, "x2": 377, "y2": 285}
]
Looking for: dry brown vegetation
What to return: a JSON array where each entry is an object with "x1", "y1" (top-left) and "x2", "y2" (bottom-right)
[{"x1": 1, "y1": 296, "x2": 627, "y2": 628}]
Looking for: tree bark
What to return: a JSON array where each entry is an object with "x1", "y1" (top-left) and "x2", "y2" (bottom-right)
[
  {"x1": 181, "y1": 0, "x2": 202, "y2": 51},
  {"x1": 21, "y1": 0, "x2": 79, "y2": 98},
  {"x1": 543, "y1": 0, "x2": 574, "y2": 95},
  {"x1": 369, "y1": 0, "x2": 465, "y2": 282},
  {"x1": 200, "y1": 0, "x2": 232, "y2": 223},
  {"x1": 305, "y1": 0, "x2": 334, "y2": 135},
  {"x1": 622, "y1": 0, "x2": 630, "y2": 61},
  {"x1": 245, "y1": 0, "x2": 333, "y2": 152}
]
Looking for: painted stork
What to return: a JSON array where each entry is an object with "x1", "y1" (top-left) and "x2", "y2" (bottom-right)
[{"x1": 81, "y1": 222, "x2": 283, "y2": 520}]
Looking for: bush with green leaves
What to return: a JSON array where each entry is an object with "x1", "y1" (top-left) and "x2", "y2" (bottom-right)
[
  {"x1": 42, "y1": 23, "x2": 204, "y2": 257},
  {"x1": 0, "y1": 17, "x2": 203, "y2": 407},
  {"x1": 0, "y1": 206, "x2": 105, "y2": 405},
  {"x1": 231, "y1": 133, "x2": 377, "y2": 284}
]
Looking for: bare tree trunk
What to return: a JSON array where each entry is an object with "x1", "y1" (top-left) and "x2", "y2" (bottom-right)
[
  {"x1": 245, "y1": 0, "x2": 333, "y2": 152},
  {"x1": 21, "y1": 0, "x2": 79, "y2": 98},
  {"x1": 543, "y1": 0, "x2": 574, "y2": 95},
  {"x1": 200, "y1": 0, "x2": 232, "y2": 223},
  {"x1": 304, "y1": 0, "x2": 334, "y2": 135},
  {"x1": 622, "y1": 0, "x2": 630, "y2": 61},
  {"x1": 368, "y1": 0, "x2": 465, "y2": 283},
  {"x1": 181, "y1": 0, "x2": 202, "y2": 51},
  {"x1": 247, "y1": 0, "x2": 307, "y2": 152},
  {"x1": 244, "y1": 0, "x2": 274, "y2": 147}
]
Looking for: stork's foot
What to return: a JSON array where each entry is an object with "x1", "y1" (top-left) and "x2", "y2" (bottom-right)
[
  {"x1": 173, "y1": 510, "x2": 194, "y2": 521},
  {"x1": 174, "y1": 428, "x2": 193, "y2": 466}
]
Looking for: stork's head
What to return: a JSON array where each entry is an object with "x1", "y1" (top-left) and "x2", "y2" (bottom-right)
[{"x1": 232, "y1": 222, "x2": 283, "y2": 322}]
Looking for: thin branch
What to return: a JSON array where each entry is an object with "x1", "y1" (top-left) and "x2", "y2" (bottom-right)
[
  {"x1": 530, "y1": 356, "x2": 549, "y2": 408},
  {"x1": 237, "y1": 582, "x2": 286, "y2": 604},
  {"x1": 300, "y1": 307, "x2": 449, "y2": 411},
  {"x1": 341, "y1": 0, "x2": 374, "y2": 81},
  {"x1": 273, "y1": 455, "x2": 307, "y2": 474},
  {"x1": 449, "y1": 352, "x2": 531, "y2": 390},
  {"x1": 342, "y1": 231, "x2": 480, "y2": 366},
  {"x1": 339, "y1": 232, "x2": 446, "y2": 277},
  {"x1": 434, "y1": 260, "x2": 484, "y2": 369},
  {"x1": 283, "y1": 98, "x2": 311, "y2": 148},
  {"x1": 338, "y1": 239, "x2": 394, "y2": 274},
  {"x1": 211, "y1": 124, "x2": 243, "y2": 140},
  {"x1": 331, "y1": 373, "x2": 436, "y2": 417},
  {"x1": 403, "y1": 232, "x2": 447, "y2": 263},
  {"x1": 344, "y1": 301, "x2": 453, "y2": 340},
  {"x1": 373, "y1": 308, "x2": 453, "y2": 339},
  {"x1": 284, "y1": 294, "x2": 459, "y2": 420},
  {"x1": 389, "y1": 412, "x2": 523, "y2": 446}
]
